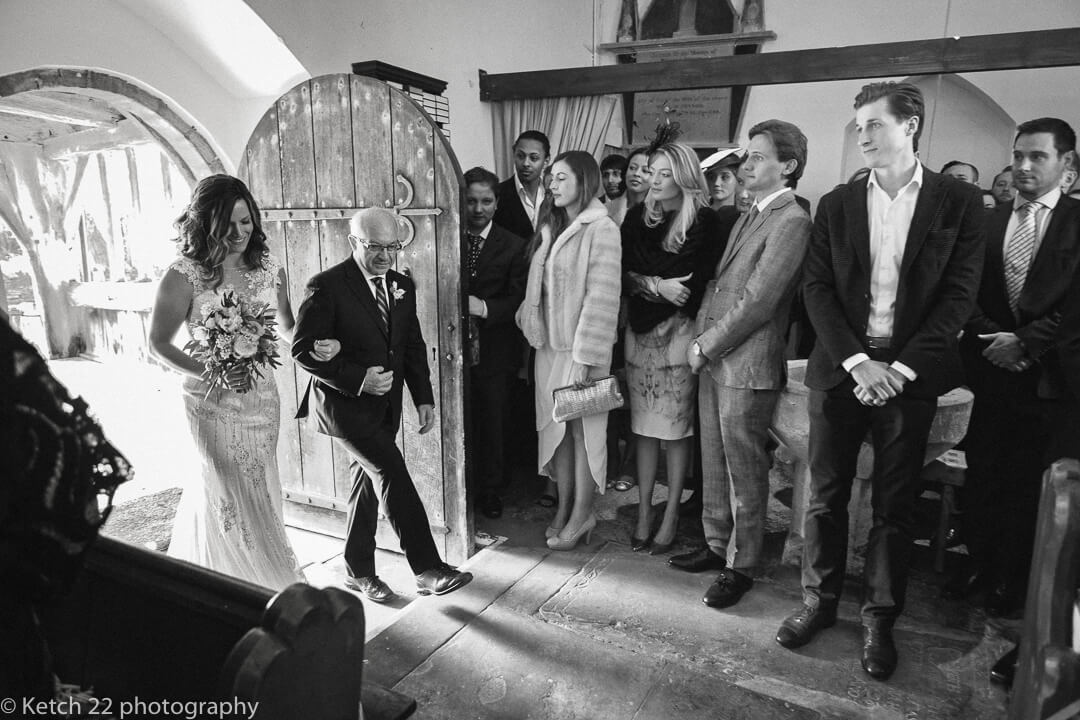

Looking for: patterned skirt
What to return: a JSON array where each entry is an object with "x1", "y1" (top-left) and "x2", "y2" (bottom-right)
[{"x1": 625, "y1": 314, "x2": 697, "y2": 440}]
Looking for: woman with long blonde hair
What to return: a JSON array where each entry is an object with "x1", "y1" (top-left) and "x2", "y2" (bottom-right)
[{"x1": 621, "y1": 143, "x2": 727, "y2": 555}]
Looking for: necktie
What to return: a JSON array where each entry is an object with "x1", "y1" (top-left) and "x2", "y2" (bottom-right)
[
  {"x1": 372, "y1": 276, "x2": 390, "y2": 332},
  {"x1": 735, "y1": 205, "x2": 760, "y2": 243},
  {"x1": 466, "y1": 233, "x2": 484, "y2": 278},
  {"x1": 1004, "y1": 201, "x2": 1039, "y2": 314}
]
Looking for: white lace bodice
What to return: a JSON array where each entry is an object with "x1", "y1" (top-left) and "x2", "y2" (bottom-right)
[{"x1": 169, "y1": 252, "x2": 282, "y2": 330}]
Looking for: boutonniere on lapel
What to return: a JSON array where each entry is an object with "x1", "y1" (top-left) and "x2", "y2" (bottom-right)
[{"x1": 389, "y1": 281, "x2": 406, "y2": 302}]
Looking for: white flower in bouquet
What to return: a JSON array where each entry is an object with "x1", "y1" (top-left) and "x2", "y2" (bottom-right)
[
  {"x1": 185, "y1": 289, "x2": 282, "y2": 397},
  {"x1": 233, "y1": 335, "x2": 260, "y2": 358},
  {"x1": 191, "y1": 325, "x2": 210, "y2": 343}
]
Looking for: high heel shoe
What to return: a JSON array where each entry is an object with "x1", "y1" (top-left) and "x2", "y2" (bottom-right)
[
  {"x1": 547, "y1": 514, "x2": 597, "y2": 551},
  {"x1": 545, "y1": 524, "x2": 565, "y2": 539},
  {"x1": 649, "y1": 527, "x2": 676, "y2": 555},
  {"x1": 631, "y1": 533, "x2": 653, "y2": 552}
]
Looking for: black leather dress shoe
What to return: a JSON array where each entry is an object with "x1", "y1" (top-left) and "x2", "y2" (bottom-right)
[
  {"x1": 940, "y1": 562, "x2": 994, "y2": 600},
  {"x1": 775, "y1": 604, "x2": 837, "y2": 649},
  {"x1": 861, "y1": 626, "x2": 898, "y2": 680},
  {"x1": 344, "y1": 575, "x2": 396, "y2": 603},
  {"x1": 668, "y1": 546, "x2": 726, "y2": 573},
  {"x1": 478, "y1": 493, "x2": 503, "y2": 519},
  {"x1": 990, "y1": 645, "x2": 1018, "y2": 687},
  {"x1": 703, "y1": 569, "x2": 753, "y2": 609},
  {"x1": 415, "y1": 562, "x2": 473, "y2": 596}
]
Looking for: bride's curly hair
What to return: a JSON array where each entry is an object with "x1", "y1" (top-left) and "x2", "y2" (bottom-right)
[{"x1": 176, "y1": 174, "x2": 269, "y2": 289}]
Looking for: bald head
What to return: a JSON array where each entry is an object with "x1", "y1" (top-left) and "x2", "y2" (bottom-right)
[{"x1": 349, "y1": 207, "x2": 402, "y2": 275}]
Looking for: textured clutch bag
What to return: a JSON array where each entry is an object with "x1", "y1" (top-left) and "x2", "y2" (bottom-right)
[{"x1": 551, "y1": 375, "x2": 625, "y2": 423}]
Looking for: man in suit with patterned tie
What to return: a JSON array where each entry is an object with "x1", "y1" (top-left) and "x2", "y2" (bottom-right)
[
  {"x1": 462, "y1": 167, "x2": 529, "y2": 519},
  {"x1": 292, "y1": 207, "x2": 472, "y2": 603},
  {"x1": 956, "y1": 119, "x2": 1080, "y2": 631},
  {"x1": 774, "y1": 82, "x2": 985, "y2": 681},
  {"x1": 678, "y1": 120, "x2": 811, "y2": 610}
]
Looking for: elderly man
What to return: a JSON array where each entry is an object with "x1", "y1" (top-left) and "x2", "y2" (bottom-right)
[{"x1": 292, "y1": 207, "x2": 472, "y2": 602}]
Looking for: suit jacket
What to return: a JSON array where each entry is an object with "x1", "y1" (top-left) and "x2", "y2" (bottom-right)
[
  {"x1": 695, "y1": 191, "x2": 812, "y2": 389},
  {"x1": 963, "y1": 194, "x2": 1080, "y2": 399},
  {"x1": 492, "y1": 178, "x2": 537, "y2": 243},
  {"x1": 469, "y1": 223, "x2": 529, "y2": 375},
  {"x1": 1059, "y1": 264, "x2": 1080, "y2": 402},
  {"x1": 803, "y1": 167, "x2": 985, "y2": 399},
  {"x1": 292, "y1": 258, "x2": 434, "y2": 439}
]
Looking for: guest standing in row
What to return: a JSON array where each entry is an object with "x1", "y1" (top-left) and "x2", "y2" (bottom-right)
[
  {"x1": 516, "y1": 151, "x2": 622, "y2": 550},
  {"x1": 621, "y1": 142, "x2": 727, "y2": 554}
]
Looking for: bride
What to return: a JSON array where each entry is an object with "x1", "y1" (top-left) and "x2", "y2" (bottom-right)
[{"x1": 148, "y1": 174, "x2": 339, "y2": 588}]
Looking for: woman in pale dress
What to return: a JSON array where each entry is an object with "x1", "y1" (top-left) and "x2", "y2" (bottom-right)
[
  {"x1": 516, "y1": 151, "x2": 622, "y2": 551},
  {"x1": 622, "y1": 143, "x2": 724, "y2": 554},
  {"x1": 148, "y1": 175, "x2": 339, "y2": 588}
]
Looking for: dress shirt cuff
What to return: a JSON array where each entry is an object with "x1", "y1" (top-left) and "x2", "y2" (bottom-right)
[
  {"x1": 481, "y1": 300, "x2": 489, "y2": 319},
  {"x1": 890, "y1": 361, "x2": 917, "y2": 382},
  {"x1": 357, "y1": 374, "x2": 367, "y2": 396},
  {"x1": 842, "y1": 353, "x2": 870, "y2": 373}
]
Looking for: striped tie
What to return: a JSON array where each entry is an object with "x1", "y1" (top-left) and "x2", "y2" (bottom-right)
[
  {"x1": 372, "y1": 276, "x2": 390, "y2": 332},
  {"x1": 1004, "y1": 201, "x2": 1039, "y2": 314}
]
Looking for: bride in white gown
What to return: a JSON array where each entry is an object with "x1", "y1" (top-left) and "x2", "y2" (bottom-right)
[{"x1": 149, "y1": 175, "x2": 339, "y2": 588}]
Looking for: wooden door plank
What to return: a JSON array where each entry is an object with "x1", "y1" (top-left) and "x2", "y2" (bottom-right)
[
  {"x1": 311, "y1": 75, "x2": 355, "y2": 208},
  {"x1": 350, "y1": 77, "x2": 395, "y2": 211},
  {"x1": 242, "y1": 107, "x2": 284, "y2": 210},
  {"x1": 277, "y1": 81, "x2": 317, "y2": 209},
  {"x1": 388, "y1": 86, "x2": 445, "y2": 558},
  {"x1": 283, "y1": 219, "x2": 336, "y2": 500},
  {"x1": 478, "y1": 27, "x2": 1080, "y2": 100},
  {"x1": 432, "y1": 126, "x2": 469, "y2": 566}
]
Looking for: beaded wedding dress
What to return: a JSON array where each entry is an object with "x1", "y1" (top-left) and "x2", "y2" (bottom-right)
[{"x1": 166, "y1": 252, "x2": 303, "y2": 589}]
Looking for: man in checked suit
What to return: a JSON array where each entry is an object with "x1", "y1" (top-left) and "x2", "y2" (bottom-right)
[
  {"x1": 679, "y1": 120, "x2": 811, "y2": 610},
  {"x1": 292, "y1": 207, "x2": 472, "y2": 603},
  {"x1": 955, "y1": 119, "x2": 1080, "y2": 683},
  {"x1": 462, "y1": 166, "x2": 529, "y2": 520},
  {"x1": 774, "y1": 82, "x2": 985, "y2": 681}
]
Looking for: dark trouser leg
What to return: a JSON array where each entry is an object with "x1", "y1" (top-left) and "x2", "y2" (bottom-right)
[
  {"x1": 860, "y1": 394, "x2": 935, "y2": 626},
  {"x1": 802, "y1": 387, "x2": 870, "y2": 610},
  {"x1": 471, "y1": 370, "x2": 509, "y2": 494},
  {"x1": 335, "y1": 430, "x2": 441, "y2": 577}
]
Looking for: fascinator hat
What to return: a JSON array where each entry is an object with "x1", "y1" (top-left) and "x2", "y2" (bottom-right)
[{"x1": 700, "y1": 147, "x2": 745, "y2": 173}]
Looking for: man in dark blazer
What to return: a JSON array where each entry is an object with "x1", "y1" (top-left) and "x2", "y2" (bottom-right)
[
  {"x1": 292, "y1": 207, "x2": 472, "y2": 603},
  {"x1": 774, "y1": 82, "x2": 985, "y2": 681},
  {"x1": 957, "y1": 118, "x2": 1080, "y2": 623},
  {"x1": 462, "y1": 166, "x2": 529, "y2": 519},
  {"x1": 492, "y1": 130, "x2": 549, "y2": 245}
]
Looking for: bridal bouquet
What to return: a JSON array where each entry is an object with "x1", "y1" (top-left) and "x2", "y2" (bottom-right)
[{"x1": 185, "y1": 290, "x2": 281, "y2": 396}]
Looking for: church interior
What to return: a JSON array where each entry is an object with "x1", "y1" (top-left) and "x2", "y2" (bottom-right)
[{"x1": 3, "y1": 1, "x2": 1080, "y2": 718}]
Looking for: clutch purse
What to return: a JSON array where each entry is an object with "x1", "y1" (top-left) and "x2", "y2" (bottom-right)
[{"x1": 551, "y1": 375, "x2": 625, "y2": 423}]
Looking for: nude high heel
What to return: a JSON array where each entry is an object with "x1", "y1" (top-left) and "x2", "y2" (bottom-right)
[
  {"x1": 545, "y1": 523, "x2": 565, "y2": 539},
  {"x1": 546, "y1": 514, "x2": 597, "y2": 551}
]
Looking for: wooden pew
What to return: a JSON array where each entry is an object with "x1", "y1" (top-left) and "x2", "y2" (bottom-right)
[
  {"x1": 40, "y1": 536, "x2": 415, "y2": 719},
  {"x1": 1010, "y1": 459, "x2": 1080, "y2": 720}
]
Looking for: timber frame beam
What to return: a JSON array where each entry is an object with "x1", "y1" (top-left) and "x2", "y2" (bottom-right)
[{"x1": 479, "y1": 28, "x2": 1080, "y2": 101}]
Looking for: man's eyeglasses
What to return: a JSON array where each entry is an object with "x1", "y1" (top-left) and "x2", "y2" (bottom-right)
[{"x1": 350, "y1": 235, "x2": 403, "y2": 254}]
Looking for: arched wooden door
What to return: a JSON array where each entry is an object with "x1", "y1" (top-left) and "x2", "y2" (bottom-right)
[{"x1": 238, "y1": 74, "x2": 470, "y2": 565}]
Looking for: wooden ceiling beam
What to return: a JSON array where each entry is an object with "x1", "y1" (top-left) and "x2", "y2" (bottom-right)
[
  {"x1": 479, "y1": 28, "x2": 1080, "y2": 101},
  {"x1": 0, "y1": 92, "x2": 122, "y2": 128},
  {"x1": 40, "y1": 119, "x2": 149, "y2": 160}
]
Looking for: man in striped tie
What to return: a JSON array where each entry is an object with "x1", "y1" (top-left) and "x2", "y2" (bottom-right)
[
  {"x1": 292, "y1": 207, "x2": 473, "y2": 603},
  {"x1": 957, "y1": 117, "x2": 1080, "y2": 686}
]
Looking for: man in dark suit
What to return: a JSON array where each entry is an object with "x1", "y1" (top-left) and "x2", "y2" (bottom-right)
[
  {"x1": 774, "y1": 82, "x2": 985, "y2": 681},
  {"x1": 462, "y1": 167, "x2": 529, "y2": 519},
  {"x1": 492, "y1": 130, "x2": 550, "y2": 245},
  {"x1": 956, "y1": 118, "x2": 1079, "y2": 685},
  {"x1": 292, "y1": 207, "x2": 472, "y2": 603}
]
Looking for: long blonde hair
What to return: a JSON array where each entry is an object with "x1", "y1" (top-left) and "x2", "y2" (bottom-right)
[{"x1": 643, "y1": 143, "x2": 710, "y2": 253}]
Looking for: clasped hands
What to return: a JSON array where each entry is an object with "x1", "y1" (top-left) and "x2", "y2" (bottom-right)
[
  {"x1": 639, "y1": 273, "x2": 692, "y2": 307},
  {"x1": 362, "y1": 365, "x2": 434, "y2": 433},
  {"x1": 977, "y1": 332, "x2": 1031, "y2": 373},
  {"x1": 850, "y1": 360, "x2": 907, "y2": 407}
]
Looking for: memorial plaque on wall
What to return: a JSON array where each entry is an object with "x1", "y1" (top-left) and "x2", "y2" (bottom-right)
[{"x1": 633, "y1": 87, "x2": 732, "y2": 146}]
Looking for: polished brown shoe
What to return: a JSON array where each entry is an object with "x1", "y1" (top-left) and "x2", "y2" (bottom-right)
[
  {"x1": 861, "y1": 626, "x2": 898, "y2": 680},
  {"x1": 415, "y1": 562, "x2": 473, "y2": 596},
  {"x1": 668, "y1": 546, "x2": 726, "y2": 573},
  {"x1": 775, "y1": 603, "x2": 837, "y2": 649},
  {"x1": 344, "y1": 575, "x2": 396, "y2": 603},
  {"x1": 702, "y1": 569, "x2": 753, "y2": 609}
]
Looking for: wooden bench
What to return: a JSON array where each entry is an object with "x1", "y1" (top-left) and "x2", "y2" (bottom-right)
[
  {"x1": 1010, "y1": 459, "x2": 1080, "y2": 720},
  {"x1": 40, "y1": 536, "x2": 415, "y2": 719}
]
